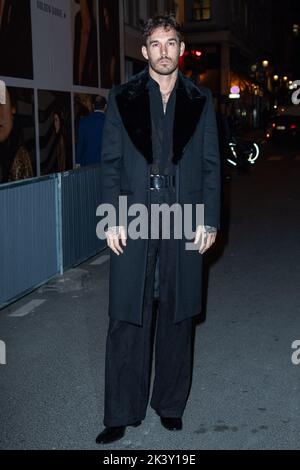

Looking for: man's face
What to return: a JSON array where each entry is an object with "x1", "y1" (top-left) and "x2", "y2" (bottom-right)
[
  {"x1": 142, "y1": 27, "x2": 185, "y2": 76},
  {"x1": 0, "y1": 89, "x2": 16, "y2": 143}
]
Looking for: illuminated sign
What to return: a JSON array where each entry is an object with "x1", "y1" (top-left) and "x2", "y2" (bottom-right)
[
  {"x1": 229, "y1": 85, "x2": 240, "y2": 99},
  {"x1": 230, "y1": 85, "x2": 240, "y2": 94}
]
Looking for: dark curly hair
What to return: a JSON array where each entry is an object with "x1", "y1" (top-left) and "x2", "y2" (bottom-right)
[{"x1": 140, "y1": 15, "x2": 183, "y2": 45}]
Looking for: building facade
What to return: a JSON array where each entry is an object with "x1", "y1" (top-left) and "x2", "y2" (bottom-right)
[
  {"x1": 185, "y1": 0, "x2": 300, "y2": 124},
  {"x1": 123, "y1": 0, "x2": 299, "y2": 127}
]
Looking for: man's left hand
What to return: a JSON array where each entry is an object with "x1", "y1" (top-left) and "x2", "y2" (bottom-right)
[{"x1": 194, "y1": 225, "x2": 217, "y2": 254}]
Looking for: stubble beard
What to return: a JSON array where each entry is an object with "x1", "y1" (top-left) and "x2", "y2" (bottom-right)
[{"x1": 149, "y1": 58, "x2": 179, "y2": 76}]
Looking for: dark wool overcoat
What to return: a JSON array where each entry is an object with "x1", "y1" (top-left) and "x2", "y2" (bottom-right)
[{"x1": 100, "y1": 67, "x2": 221, "y2": 325}]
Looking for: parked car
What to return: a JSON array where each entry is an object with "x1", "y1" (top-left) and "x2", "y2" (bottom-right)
[{"x1": 266, "y1": 115, "x2": 300, "y2": 143}]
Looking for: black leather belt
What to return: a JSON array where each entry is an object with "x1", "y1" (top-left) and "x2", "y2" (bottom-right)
[{"x1": 150, "y1": 174, "x2": 176, "y2": 190}]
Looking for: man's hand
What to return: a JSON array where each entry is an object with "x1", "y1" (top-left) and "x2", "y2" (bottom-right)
[
  {"x1": 194, "y1": 225, "x2": 217, "y2": 254},
  {"x1": 105, "y1": 226, "x2": 127, "y2": 256}
]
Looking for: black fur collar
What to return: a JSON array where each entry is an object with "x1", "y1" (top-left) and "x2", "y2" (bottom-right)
[{"x1": 115, "y1": 67, "x2": 207, "y2": 165}]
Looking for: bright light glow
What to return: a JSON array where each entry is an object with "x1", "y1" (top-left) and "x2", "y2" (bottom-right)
[
  {"x1": 248, "y1": 143, "x2": 260, "y2": 163},
  {"x1": 229, "y1": 143, "x2": 237, "y2": 158},
  {"x1": 289, "y1": 82, "x2": 298, "y2": 90},
  {"x1": 293, "y1": 24, "x2": 299, "y2": 36},
  {"x1": 230, "y1": 85, "x2": 240, "y2": 94},
  {"x1": 262, "y1": 60, "x2": 269, "y2": 68},
  {"x1": 283, "y1": 76, "x2": 288, "y2": 82},
  {"x1": 191, "y1": 50, "x2": 202, "y2": 57},
  {"x1": 229, "y1": 93, "x2": 240, "y2": 99},
  {"x1": 273, "y1": 75, "x2": 279, "y2": 81}
]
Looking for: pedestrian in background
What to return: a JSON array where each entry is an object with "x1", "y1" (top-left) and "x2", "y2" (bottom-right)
[{"x1": 76, "y1": 95, "x2": 107, "y2": 167}]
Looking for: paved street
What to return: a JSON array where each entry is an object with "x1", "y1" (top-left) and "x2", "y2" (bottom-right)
[{"x1": 0, "y1": 140, "x2": 300, "y2": 450}]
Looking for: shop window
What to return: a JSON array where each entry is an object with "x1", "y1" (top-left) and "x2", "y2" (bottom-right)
[{"x1": 192, "y1": 0, "x2": 211, "y2": 21}]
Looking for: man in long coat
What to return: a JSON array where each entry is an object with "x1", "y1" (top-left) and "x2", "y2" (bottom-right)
[{"x1": 96, "y1": 15, "x2": 221, "y2": 444}]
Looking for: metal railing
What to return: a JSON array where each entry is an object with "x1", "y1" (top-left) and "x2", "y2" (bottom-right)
[{"x1": 0, "y1": 165, "x2": 106, "y2": 309}]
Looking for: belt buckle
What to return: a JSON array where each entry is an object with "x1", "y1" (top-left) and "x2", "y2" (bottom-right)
[
  {"x1": 150, "y1": 174, "x2": 163, "y2": 191},
  {"x1": 156, "y1": 175, "x2": 164, "y2": 190}
]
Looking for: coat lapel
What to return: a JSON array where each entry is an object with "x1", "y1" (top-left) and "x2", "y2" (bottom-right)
[
  {"x1": 116, "y1": 69, "x2": 153, "y2": 164},
  {"x1": 115, "y1": 68, "x2": 207, "y2": 166},
  {"x1": 173, "y1": 74, "x2": 207, "y2": 164}
]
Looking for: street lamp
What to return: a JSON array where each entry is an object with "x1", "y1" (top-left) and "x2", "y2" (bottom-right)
[
  {"x1": 262, "y1": 60, "x2": 269, "y2": 68},
  {"x1": 273, "y1": 75, "x2": 279, "y2": 81}
]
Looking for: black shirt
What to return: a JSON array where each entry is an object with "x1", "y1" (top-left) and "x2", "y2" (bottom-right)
[{"x1": 146, "y1": 73, "x2": 178, "y2": 176}]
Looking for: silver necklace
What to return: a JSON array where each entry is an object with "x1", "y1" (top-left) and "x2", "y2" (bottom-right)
[{"x1": 161, "y1": 90, "x2": 172, "y2": 113}]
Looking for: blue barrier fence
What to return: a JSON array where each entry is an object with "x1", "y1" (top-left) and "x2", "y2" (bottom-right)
[{"x1": 0, "y1": 165, "x2": 106, "y2": 309}]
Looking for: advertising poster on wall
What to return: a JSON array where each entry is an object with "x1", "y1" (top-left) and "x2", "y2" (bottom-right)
[
  {"x1": 0, "y1": 0, "x2": 34, "y2": 79},
  {"x1": 0, "y1": 85, "x2": 36, "y2": 184},
  {"x1": 72, "y1": 0, "x2": 99, "y2": 87},
  {"x1": 31, "y1": 0, "x2": 72, "y2": 90},
  {"x1": 38, "y1": 90, "x2": 73, "y2": 176},
  {"x1": 1, "y1": 0, "x2": 123, "y2": 182},
  {"x1": 99, "y1": 0, "x2": 121, "y2": 89}
]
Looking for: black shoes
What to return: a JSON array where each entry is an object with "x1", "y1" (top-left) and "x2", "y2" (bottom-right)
[
  {"x1": 95, "y1": 420, "x2": 141, "y2": 445},
  {"x1": 96, "y1": 416, "x2": 182, "y2": 444},
  {"x1": 160, "y1": 416, "x2": 183, "y2": 431}
]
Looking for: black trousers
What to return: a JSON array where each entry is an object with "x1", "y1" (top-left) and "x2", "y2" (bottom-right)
[{"x1": 103, "y1": 187, "x2": 195, "y2": 427}]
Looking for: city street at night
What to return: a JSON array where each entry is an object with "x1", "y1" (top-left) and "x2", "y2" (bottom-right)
[
  {"x1": 1, "y1": 0, "x2": 300, "y2": 457},
  {"x1": 1, "y1": 139, "x2": 300, "y2": 450}
]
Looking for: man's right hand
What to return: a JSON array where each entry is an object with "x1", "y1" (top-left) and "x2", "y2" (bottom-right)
[{"x1": 105, "y1": 226, "x2": 127, "y2": 256}]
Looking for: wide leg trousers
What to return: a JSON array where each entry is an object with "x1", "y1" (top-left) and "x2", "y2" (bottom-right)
[{"x1": 103, "y1": 187, "x2": 195, "y2": 427}]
